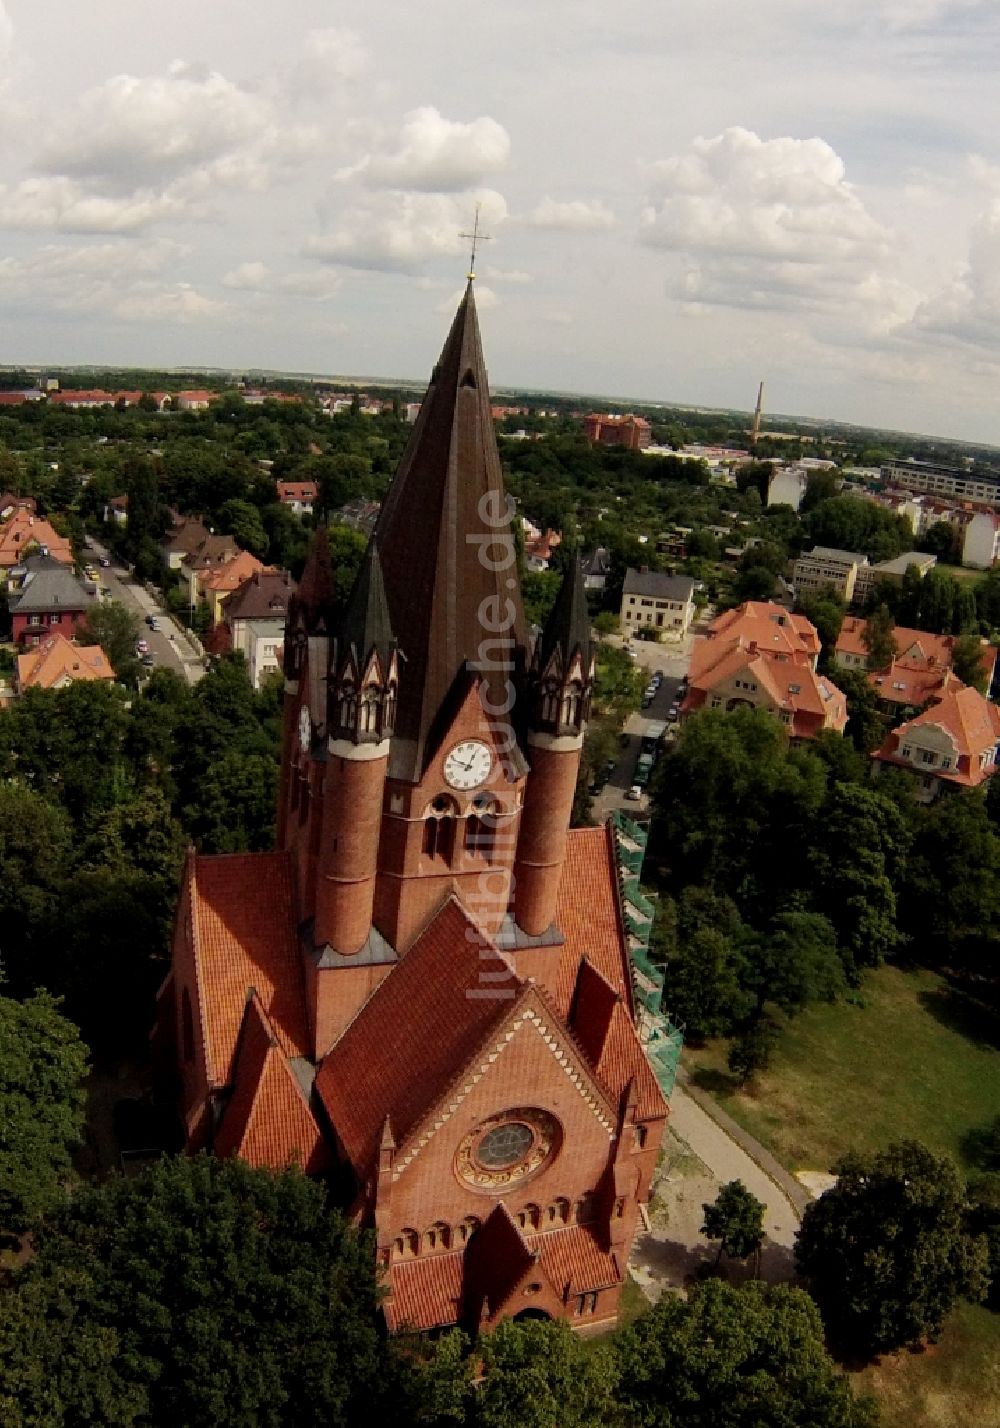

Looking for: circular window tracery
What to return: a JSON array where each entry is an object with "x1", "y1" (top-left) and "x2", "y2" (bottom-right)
[{"x1": 455, "y1": 1108, "x2": 560, "y2": 1192}]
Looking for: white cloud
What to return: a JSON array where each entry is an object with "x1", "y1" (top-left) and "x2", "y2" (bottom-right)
[
  {"x1": 305, "y1": 189, "x2": 507, "y2": 273},
  {"x1": 877, "y1": 0, "x2": 992, "y2": 31},
  {"x1": 0, "y1": 239, "x2": 224, "y2": 324},
  {"x1": 0, "y1": 2, "x2": 12, "y2": 64},
  {"x1": 222, "y1": 260, "x2": 342, "y2": 301},
  {"x1": 0, "y1": 176, "x2": 194, "y2": 233},
  {"x1": 640, "y1": 127, "x2": 907, "y2": 325},
  {"x1": 293, "y1": 28, "x2": 368, "y2": 92},
  {"x1": 911, "y1": 198, "x2": 1000, "y2": 355},
  {"x1": 482, "y1": 265, "x2": 532, "y2": 284},
  {"x1": 523, "y1": 197, "x2": 616, "y2": 231},
  {"x1": 342, "y1": 106, "x2": 509, "y2": 192}
]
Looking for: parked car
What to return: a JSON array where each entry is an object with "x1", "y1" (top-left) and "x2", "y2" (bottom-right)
[
  {"x1": 148, "y1": 616, "x2": 160, "y2": 631},
  {"x1": 141, "y1": 652, "x2": 155, "y2": 667},
  {"x1": 625, "y1": 784, "x2": 643, "y2": 801},
  {"x1": 136, "y1": 639, "x2": 149, "y2": 655},
  {"x1": 144, "y1": 614, "x2": 155, "y2": 626},
  {"x1": 99, "y1": 557, "x2": 111, "y2": 567}
]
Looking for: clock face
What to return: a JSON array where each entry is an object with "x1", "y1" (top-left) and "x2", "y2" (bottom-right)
[
  {"x1": 298, "y1": 704, "x2": 312, "y2": 752},
  {"x1": 443, "y1": 739, "x2": 493, "y2": 791}
]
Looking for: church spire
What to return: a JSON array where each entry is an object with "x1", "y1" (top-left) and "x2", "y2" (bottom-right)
[
  {"x1": 374, "y1": 282, "x2": 529, "y2": 781},
  {"x1": 329, "y1": 539, "x2": 399, "y2": 746}
]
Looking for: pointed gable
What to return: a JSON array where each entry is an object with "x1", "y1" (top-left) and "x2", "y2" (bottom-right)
[
  {"x1": 374, "y1": 283, "x2": 529, "y2": 781},
  {"x1": 215, "y1": 993, "x2": 331, "y2": 1173},
  {"x1": 315, "y1": 897, "x2": 518, "y2": 1173}
]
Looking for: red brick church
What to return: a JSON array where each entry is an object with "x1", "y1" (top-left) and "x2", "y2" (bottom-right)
[{"x1": 155, "y1": 282, "x2": 668, "y2": 1335}]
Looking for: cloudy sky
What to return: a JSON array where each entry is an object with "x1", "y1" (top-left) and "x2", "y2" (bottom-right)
[{"x1": 2, "y1": 1, "x2": 1000, "y2": 442}]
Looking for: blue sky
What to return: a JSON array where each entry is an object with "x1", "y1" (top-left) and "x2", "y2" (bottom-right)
[{"x1": 2, "y1": 1, "x2": 1000, "y2": 441}]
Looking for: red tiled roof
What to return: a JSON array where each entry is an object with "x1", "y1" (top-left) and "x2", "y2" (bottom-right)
[
  {"x1": 385, "y1": 1252, "x2": 464, "y2": 1331},
  {"x1": 706, "y1": 602, "x2": 820, "y2": 660},
  {"x1": 214, "y1": 993, "x2": 330, "y2": 1172},
  {"x1": 200, "y1": 550, "x2": 268, "y2": 593},
  {"x1": 315, "y1": 898, "x2": 517, "y2": 1173},
  {"x1": 277, "y1": 482, "x2": 318, "y2": 501},
  {"x1": 534, "y1": 1224, "x2": 621, "y2": 1296},
  {"x1": 874, "y1": 685, "x2": 1000, "y2": 788},
  {"x1": 554, "y1": 824, "x2": 633, "y2": 1015},
  {"x1": 16, "y1": 634, "x2": 114, "y2": 691},
  {"x1": 190, "y1": 852, "x2": 309, "y2": 1085}
]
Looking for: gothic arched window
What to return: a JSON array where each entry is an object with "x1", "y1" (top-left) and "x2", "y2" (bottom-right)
[
  {"x1": 541, "y1": 680, "x2": 560, "y2": 723},
  {"x1": 423, "y1": 795, "x2": 458, "y2": 863}
]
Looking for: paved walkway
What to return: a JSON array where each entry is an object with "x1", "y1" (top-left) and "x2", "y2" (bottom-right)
[{"x1": 629, "y1": 1075, "x2": 804, "y2": 1302}]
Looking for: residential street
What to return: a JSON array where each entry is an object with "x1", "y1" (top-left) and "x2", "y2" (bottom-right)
[{"x1": 84, "y1": 536, "x2": 206, "y2": 685}]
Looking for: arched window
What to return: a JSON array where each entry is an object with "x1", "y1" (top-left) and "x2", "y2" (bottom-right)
[
  {"x1": 546, "y1": 1197, "x2": 570, "y2": 1225},
  {"x1": 383, "y1": 682, "x2": 397, "y2": 733},
  {"x1": 339, "y1": 683, "x2": 357, "y2": 730},
  {"x1": 456, "y1": 1216, "x2": 481, "y2": 1245},
  {"x1": 424, "y1": 1222, "x2": 450, "y2": 1253},
  {"x1": 561, "y1": 682, "x2": 582, "y2": 728},
  {"x1": 394, "y1": 1228, "x2": 419, "y2": 1259},
  {"x1": 423, "y1": 796, "x2": 458, "y2": 864},
  {"x1": 518, "y1": 1203, "x2": 541, "y2": 1231},
  {"x1": 541, "y1": 680, "x2": 560, "y2": 723},
  {"x1": 181, "y1": 987, "x2": 194, "y2": 1063},
  {"x1": 359, "y1": 692, "x2": 379, "y2": 735},
  {"x1": 573, "y1": 1194, "x2": 595, "y2": 1225}
]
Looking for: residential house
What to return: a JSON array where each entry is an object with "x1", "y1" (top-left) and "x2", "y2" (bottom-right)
[
  {"x1": 524, "y1": 528, "x2": 562, "y2": 571},
  {"x1": 15, "y1": 633, "x2": 114, "y2": 693},
  {"x1": 792, "y1": 545, "x2": 869, "y2": 603},
  {"x1": 162, "y1": 516, "x2": 213, "y2": 571},
  {"x1": 584, "y1": 413, "x2": 652, "y2": 451},
  {"x1": 0, "y1": 494, "x2": 36, "y2": 520},
  {"x1": 834, "y1": 617, "x2": 996, "y2": 714},
  {"x1": 0, "y1": 508, "x2": 73, "y2": 576},
  {"x1": 104, "y1": 494, "x2": 128, "y2": 526},
  {"x1": 199, "y1": 549, "x2": 269, "y2": 625},
  {"x1": 580, "y1": 546, "x2": 611, "y2": 592},
  {"x1": 852, "y1": 551, "x2": 936, "y2": 608},
  {"x1": 180, "y1": 533, "x2": 240, "y2": 606},
  {"x1": 681, "y1": 601, "x2": 846, "y2": 739},
  {"x1": 334, "y1": 499, "x2": 381, "y2": 536},
  {"x1": 221, "y1": 570, "x2": 295, "y2": 688},
  {"x1": 962, "y1": 512, "x2": 1000, "y2": 569},
  {"x1": 873, "y1": 686, "x2": 1000, "y2": 801},
  {"x1": 8, "y1": 555, "x2": 96, "y2": 646},
  {"x1": 620, "y1": 569, "x2": 695, "y2": 638},
  {"x1": 175, "y1": 390, "x2": 217, "y2": 412},
  {"x1": 277, "y1": 481, "x2": 318, "y2": 517}
]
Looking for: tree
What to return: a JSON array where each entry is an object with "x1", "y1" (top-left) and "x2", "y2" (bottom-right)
[
  {"x1": 123, "y1": 453, "x2": 159, "y2": 554},
  {"x1": 219, "y1": 497, "x2": 268, "y2": 558},
  {"x1": 728, "y1": 1014, "x2": 780, "y2": 1086},
  {"x1": 922, "y1": 520, "x2": 960, "y2": 564},
  {"x1": 0, "y1": 1156, "x2": 385, "y2": 1427},
  {"x1": 475, "y1": 1318, "x2": 619, "y2": 1428},
  {"x1": 862, "y1": 603, "x2": 895, "y2": 671},
  {"x1": 951, "y1": 632, "x2": 989, "y2": 691},
  {"x1": 664, "y1": 925, "x2": 752, "y2": 1041},
  {"x1": 741, "y1": 910, "x2": 845, "y2": 1016},
  {"x1": 702, "y1": 1180, "x2": 765, "y2": 1267},
  {"x1": 0, "y1": 989, "x2": 88, "y2": 1236},
  {"x1": 614, "y1": 1279, "x2": 878, "y2": 1428},
  {"x1": 903, "y1": 791, "x2": 1000, "y2": 972},
  {"x1": 796, "y1": 593, "x2": 844, "y2": 667},
  {"x1": 834, "y1": 666, "x2": 886, "y2": 755},
  {"x1": 795, "y1": 1140, "x2": 989, "y2": 1354},
  {"x1": 0, "y1": 783, "x2": 73, "y2": 994},
  {"x1": 801, "y1": 469, "x2": 840, "y2": 512},
  {"x1": 183, "y1": 750, "x2": 278, "y2": 853},
  {"x1": 812, "y1": 784, "x2": 910, "y2": 974},
  {"x1": 77, "y1": 598, "x2": 141, "y2": 680}
]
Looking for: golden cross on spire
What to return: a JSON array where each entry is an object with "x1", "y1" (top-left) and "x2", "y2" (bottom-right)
[{"x1": 460, "y1": 202, "x2": 492, "y2": 281}]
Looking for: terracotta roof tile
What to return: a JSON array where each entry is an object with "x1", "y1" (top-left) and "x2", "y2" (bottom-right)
[
  {"x1": 16, "y1": 634, "x2": 114, "y2": 690},
  {"x1": 191, "y1": 852, "x2": 308, "y2": 1085},
  {"x1": 874, "y1": 685, "x2": 1000, "y2": 787},
  {"x1": 385, "y1": 1252, "x2": 464, "y2": 1331},
  {"x1": 214, "y1": 993, "x2": 331, "y2": 1173},
  {"x1": 533, "y1": 1224, "x2": 621, "y2": 1296},
  {"x1": 315, "y1": 898, "x2": 517, "y2": 1173},
  {"x1": 200, "y1": 550, "x2": 268, "y2": 593},
  {"x1": 553, "y1": 825, "x2": 633, "y2": 1016}
]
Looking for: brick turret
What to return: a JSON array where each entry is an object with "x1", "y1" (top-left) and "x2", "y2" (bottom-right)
[{"x1": 513, "y1": 558, "x2": 594, "y2": 935}]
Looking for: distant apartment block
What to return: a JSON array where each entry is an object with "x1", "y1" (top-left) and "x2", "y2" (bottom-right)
[
  {"x1": 852, "y1": 551, "x2": 937, "y2": 608},
  {"x1": 882, "y1": 458, "x2": 1000, "y2": 508},
  {"x1": 962, "y1": 512, "x2": 1000, "y2": 569},
  {"x1": 584, "y1": 413, "x2": 652, "y2": 451},
  {"x1": 766, "y1": 467, "x2": 806, "y2": 511},
  {"x1": 620, "y1": 568, "x2": 695, "y2": 637},
  {"x1": 792, "y1": 546, "x2": 868, "y2": 603}
]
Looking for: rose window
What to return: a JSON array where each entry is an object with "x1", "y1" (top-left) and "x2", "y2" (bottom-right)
[{"x1": 456, "y1": 1108, "x2": 560, "y2": 1192}]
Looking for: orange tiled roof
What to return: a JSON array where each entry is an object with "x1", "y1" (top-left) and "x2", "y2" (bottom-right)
[
  {"x1": 706, "y1": 601, "x2": 820, "y2": 660},
  {"x1": 836, "y1": 617, "x2": 954, "y2": 665},
  {"x1": 16, "y1": 634, "x2": 114, "y2": 691},
  {"x1": 0, "y1": 510, "x2": 73, "y2": 567},
  {"x1": 386, "y1": 1251, "x2": 464, "y2": 1331},
  {"x1": 277, "y1": 482, "x2": 318, "y2": 501},
  {"x1": 871, "y1": 666, "x2": 964, "y2": 707},
  {"x1": 214, "y1": 993, "x2": 330, "y2": 1172},
  {"x1": 684, "y1": 645, "x2": 847, "y2": 737},
  {"x1": 554, "y1": 824, "x2": 634, "y2": 1013},
  {"x1": 199, "y1": 549, "x2": 268, "y2": 594},
  {"x1": 316, "y1": 898, "x2": 518, "y2": 1173},
  {"x1": 190, "y1": 852, "x2": 309, "y2": 1085},
  {"x1": 874, "y1": 685, "x2": 1000, "y2": 788},
  {"x1": 535, "y1": 1224, "x2": 622, "y2": 1297}
]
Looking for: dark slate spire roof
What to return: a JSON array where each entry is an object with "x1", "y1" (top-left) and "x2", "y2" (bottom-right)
[
  {"x1": 536, "y1": 556, "x2": 591, "y2": 675},
  {"x1": 338, "y1": 538, "x2": 395, "y2": 674},
  {"x1": 290, "y1": 526, "x2": 336, "y2": 635},
  {"x1": 374, "y1": 281, "x2": 529, "y2": 781}
]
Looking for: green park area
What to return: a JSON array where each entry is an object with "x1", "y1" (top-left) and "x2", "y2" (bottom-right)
[{"x1": 685, "y1": 964, "x2": 1000, "y2": 1428}]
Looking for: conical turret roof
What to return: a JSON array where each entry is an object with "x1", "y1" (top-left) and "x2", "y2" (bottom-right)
[
  {"x1": 536, "y1": 556, "x2": 591, "y2": 676},
  {"x1": 291, "y1": 526, "x2": 336, "y2": 635},
  {"x1": 375, "y1": 282, "x2": 529, "y2": 780},
  {"x1": 339, "y1": 538, "x2": 395, "y2": 674}
]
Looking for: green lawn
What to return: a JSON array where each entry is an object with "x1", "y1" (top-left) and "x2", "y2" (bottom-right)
[
  {"x1": 685, "y1": 963, "x2": 1000, "y2": 1428},
  {"x1": 684, "y1": 964, "x2": 1000, "y2": 1173}
]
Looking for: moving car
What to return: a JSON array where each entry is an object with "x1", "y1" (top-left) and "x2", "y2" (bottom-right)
[{"x1": 136, "y1": 639, "x2": 149, "y2": 655}]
